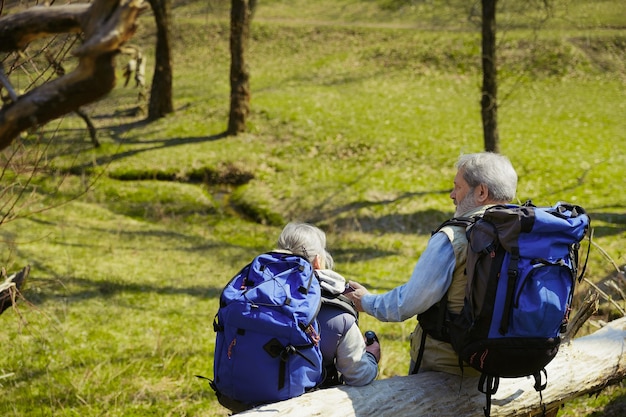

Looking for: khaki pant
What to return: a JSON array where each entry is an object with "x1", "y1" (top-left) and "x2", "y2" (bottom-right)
[{"x1": 409, "y1": 323, "x2": 481, "y2": 377}]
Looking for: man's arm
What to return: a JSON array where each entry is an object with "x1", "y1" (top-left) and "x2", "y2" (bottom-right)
[{"x1": 347, "y1": 232, "x2": 455, "y2": 322}]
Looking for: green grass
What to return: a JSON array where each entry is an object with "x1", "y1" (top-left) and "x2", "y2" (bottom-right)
[{"x1": 1, "y1": 0, "x2": 625, "y2": 416}]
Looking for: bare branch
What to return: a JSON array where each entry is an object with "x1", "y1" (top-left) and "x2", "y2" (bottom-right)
[
  {"x1": 0, "y1": 4, "x2": 89, "y2": 52},
  {"x1": 563, "y1": 291, "x2": 599, "y2": 342},
  {"x1": 0, "y1": 65, "x2": 19, "y2": 101},
  {"x1": 0, "y1": 0, "x2": 148, "y2": 151},
  {"x1": 584, "y1": 277, "x2": 626, "y2": 316}
]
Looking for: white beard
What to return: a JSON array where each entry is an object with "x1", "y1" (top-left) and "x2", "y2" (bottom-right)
[{"x1": 455, "y1": 188, "x2": 477, "y2": 217}]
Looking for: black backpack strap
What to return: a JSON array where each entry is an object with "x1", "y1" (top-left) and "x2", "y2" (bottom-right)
[
  {"x1": 281, "y1": 344, "x2": 319, "y2": 390},
  {"x1": 410, "y1": 329, "x2": 428, "y2": 375},
  {"x1": 319, "y1": 363, "x2": 342, "y2": 388},
  {"x1": 263, "y1": 338, "x2": 319, "y2": 391},
  {"x1": 432, "y1": 217, "x2": 476, "y2": 235},
  {"x1": 576, "y1": 227, "x2": 592, "y2": 283},
  {"x1": 478, "y1": 370, "x2": 547, "y2": 417},
  {"x1": 320, "y1": 291, "x2": 359, "y2": 322},
  {"x1": 478, "y1": 374, "x2": 499, "y2": 417},
  {"x1": 533, "y1": 369, "x2": 549, "y2": 417},
  {"x1": 416, "y1": 290, "x2": 450, "y2": 342},
  {"x1": 499, "y1": 246, "x2": 519, "y2": 335},
  {"x1": 533, "y1": 368, "x2": 548, "y2": 392},
  {"x1": 213, "y1": 314, "x2": 223, "y2": 332}
]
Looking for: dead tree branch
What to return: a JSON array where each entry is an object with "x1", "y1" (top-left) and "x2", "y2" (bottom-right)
[
  {"x1": 0, "y1": 0, "x2": 148, "y2": 151},
  {"x1": 563, "y1": 291, "x2": 600, "y2": 342},
  {"x1": 0, "y1": 265, "x2": 29, "y2": 315}
]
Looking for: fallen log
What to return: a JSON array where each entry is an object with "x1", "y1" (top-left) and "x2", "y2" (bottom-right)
[{"x1": 240, "y1": 316, "x2": 626, "y2": 417}]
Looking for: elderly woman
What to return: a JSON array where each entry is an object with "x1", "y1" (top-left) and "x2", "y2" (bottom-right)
[{"x1": 276, "y1": 222, "x2": 380, "y2": 387}]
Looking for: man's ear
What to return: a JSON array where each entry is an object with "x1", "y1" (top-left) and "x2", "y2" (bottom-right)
[{"x1": 476, "y1": 183, "x2": 490, "y2": 203}]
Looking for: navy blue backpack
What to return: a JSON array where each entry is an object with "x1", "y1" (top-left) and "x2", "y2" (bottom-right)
[
  {"x1": 209, "y1": 252, "x2": 323, "y2": 412},
  {"x1": 417, "y1": 202, "x2": 590, "y2": 416}
]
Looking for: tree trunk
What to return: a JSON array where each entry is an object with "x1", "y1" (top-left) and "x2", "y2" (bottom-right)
[
  {"x1": 147, "y1": 0, "x2": 174, "y2": 120},
  {"x1": 227, "y1": 0, "x2": 251, "y2": 135},
  {"x1": 481, "y1": 0, "x2": 499, "y2": 153},
  {"x1": 239, "y1": 317, "x2": 626, "y2": 417}
]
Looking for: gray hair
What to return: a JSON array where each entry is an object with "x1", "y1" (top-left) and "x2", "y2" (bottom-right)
[
  {"x1": 456, "y1": 152, "x2": 518, "y2": 202},
  {"x1": 324, "y1": 251, "x2": 334, "y2": 270},
  {"x1": 276, "y1": 222, "x2": 327, "y2": 264}
]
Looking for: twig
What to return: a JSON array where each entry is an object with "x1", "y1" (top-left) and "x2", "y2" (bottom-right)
[
  {"x1": 563, "y1": 292, "x2": 599, "y2": 342},
  {"x1": 606, "y1": 280, "x2": 626, "y2": 302},
  {"x1": 591, "y1": 240, "x2": 622, "y2": 275},
  {"x1": 0, "y1": 65, "x2": 19, "y2": 102},
  {"x1": 584, "y1": 277, "x2": 626, "y2": 317}
]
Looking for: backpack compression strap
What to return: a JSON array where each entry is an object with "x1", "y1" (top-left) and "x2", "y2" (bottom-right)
[
  {"x1": 533, "y1": 369, "x2": 548, "y2": 417},
  {"x1": 478, "y1": 369, "x2": 548, "y2": 417},
  {"x1": 478, "y1": 374, "x2": 499, "y2": 417},
  {"x1": 320, "y1": 292, "x2": 359, "y2": 322},
  {"x1": 499, "y1": 246, "x2": 519, "y2": 335},
  {"x1": 411, "y1": 293, "x2": 449, "y2": 375},
  {"x1": 264, "y1": 338, "x2": 320, "y2": 390}
]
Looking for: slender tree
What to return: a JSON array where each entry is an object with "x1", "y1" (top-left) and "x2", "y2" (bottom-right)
[
  {"x1": 228, "y1": 0, "x2": 251, "y2": 135},
  {"x1": 481, "y1": 0, "x2": 499, "y2": 153},
  {"x1": 147, "y1": 0, "x2": 174, "y2": 120}
]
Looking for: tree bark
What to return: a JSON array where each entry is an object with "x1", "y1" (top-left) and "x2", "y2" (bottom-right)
[
  {"x1": 0, "y1": 4, "x2": 88, "y2": 52},
  {"x1": 481, "y1": 0, "x2": 499, "y2": 153},
  {"x1": 0, "y1": 51, "x2": 117, "y2": 150},
  {"x1": 147, "y1": 0, "x2": 174, "y2": 120},
  {"x1": 239, "y1": 317, "x2": 626, "y2": 417},
  {"x1": 228, "y1": 0, "x2": 251, "y2": 135},
  {"x1": 0, "y1": 0, "x2": 147, "y2": 151}
]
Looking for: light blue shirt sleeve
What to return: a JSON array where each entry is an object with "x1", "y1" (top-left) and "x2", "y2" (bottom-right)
[{"x1": 361, "y1": 232, "x2": 456, "y2": 322}]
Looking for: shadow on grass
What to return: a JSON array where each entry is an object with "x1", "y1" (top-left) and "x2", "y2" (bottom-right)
[
  {"x1": 317, "y1": 201, "x2": 626, "y2": 238},
  {"x1": 329, "y1": 208, "x2": 453, "y2": 235},
  {"x1": 36, "y1": 108, "x2": 230, "y2": 170},
  {"x1": 25, "y1": 274, "x2": 224, "y2": 306},
  {"x1": 67, "y1": 132, "x2": 229, "y2": 172},
  {"x1": 592, "y1": 391, "x2": 626, "y2": 417},
  {"x1": 587, "y1": 210, "x2": 626, "y2": 239},
  {"x1": 309, "y1": 190, "x2": 454, "y2": 235}
]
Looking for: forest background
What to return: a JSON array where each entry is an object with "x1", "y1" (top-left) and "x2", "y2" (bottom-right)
[{"x1": 0, "y1": 0, "x2": 625, "y2": 416}]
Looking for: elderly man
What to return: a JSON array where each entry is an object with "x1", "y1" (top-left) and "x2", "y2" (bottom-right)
[{"x1": 345, "y1": 152, "x2": 518, "y2": 375}]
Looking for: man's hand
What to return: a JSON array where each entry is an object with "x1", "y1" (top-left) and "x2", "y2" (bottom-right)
[{"x1": 344, "y1": 280, "x2": 369, "y2": 312}]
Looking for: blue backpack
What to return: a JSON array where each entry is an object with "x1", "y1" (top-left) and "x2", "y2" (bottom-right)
[
  {"x1": 416, "y1": 202, "x2": 590, "y2": 416},
  {"x1": 209, "y1": 252, "x2": 323, "y2": 412}
]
